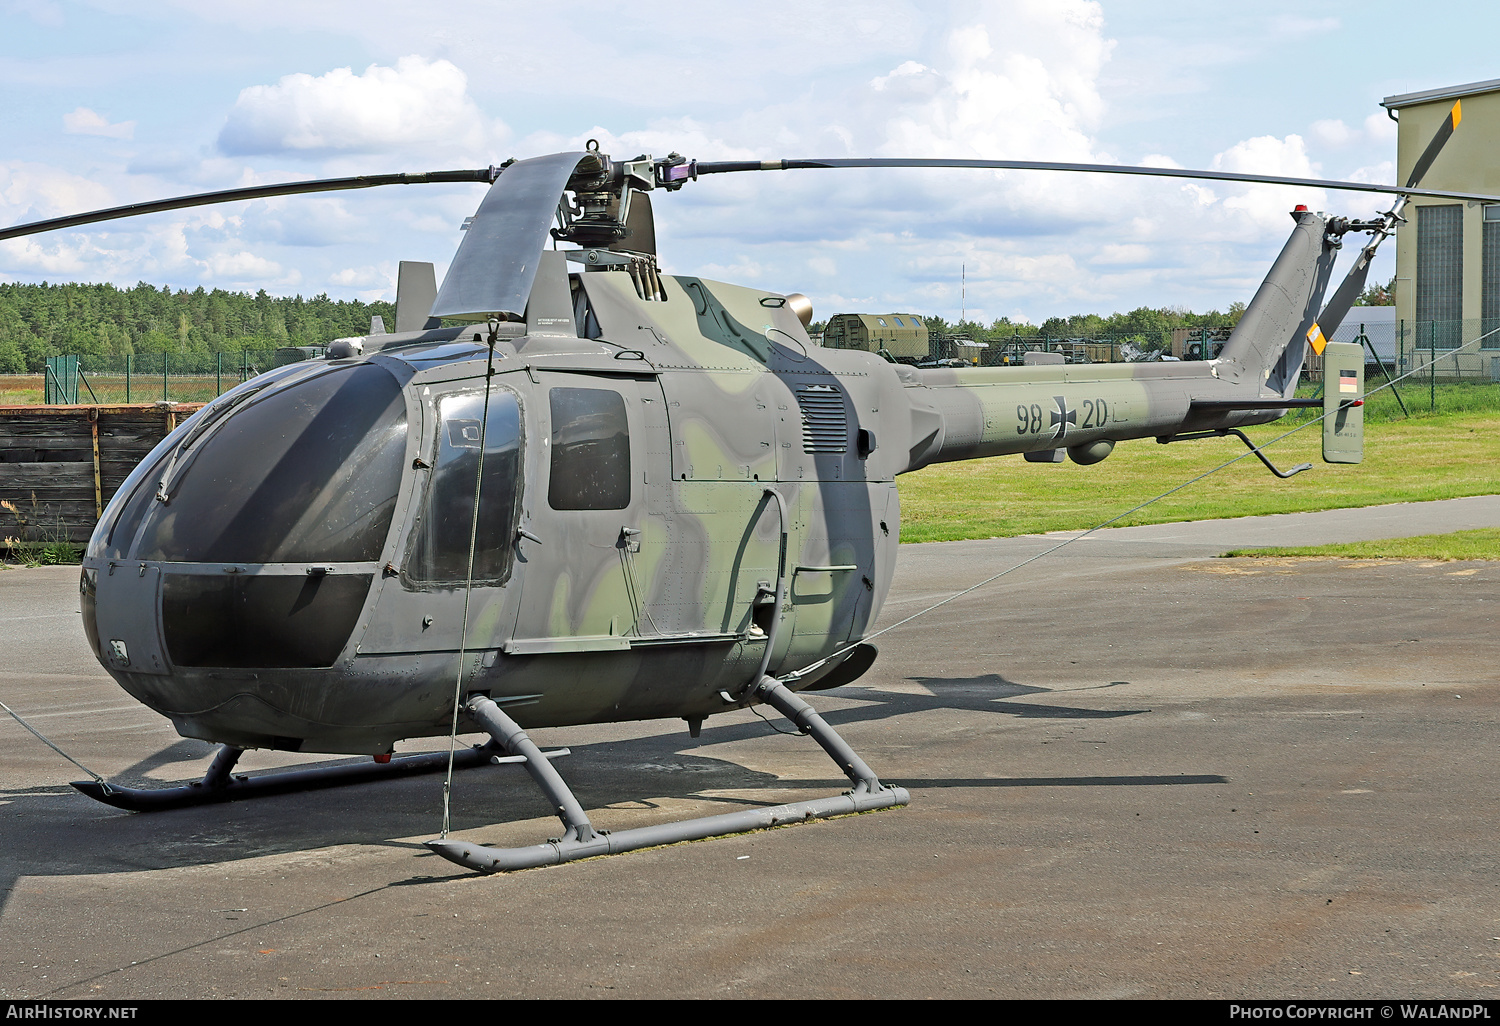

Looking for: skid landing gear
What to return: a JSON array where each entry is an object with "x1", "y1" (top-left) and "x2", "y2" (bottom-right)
[
  {"x1": 425, "y1": 676, "x2": 910, "y2": 873},
  {"x1": 72, "y1": 741, "x2": 505, "y2": 812}
]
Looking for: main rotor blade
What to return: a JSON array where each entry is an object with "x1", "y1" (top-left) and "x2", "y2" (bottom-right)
[
  {"x1": 1405, "y1": 100, "x2": 1462, "y2": 189},
  {"x1": 0, "y1": 169, "x2": 499, "y2": 242},
  {"x1": 693, "y1": 157, "x2": 1500, "y2": 204},
  {"x1": 430, "y1": 151, "x2": 590, "y2": 321}
]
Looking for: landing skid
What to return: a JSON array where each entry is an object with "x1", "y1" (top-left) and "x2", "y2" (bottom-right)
[
  {"x1": 71, "y1": 741, "x2": 506, "y2": 812},
  {"x1": 425, "y1": 676, "x2": 910, "y2": 873}
]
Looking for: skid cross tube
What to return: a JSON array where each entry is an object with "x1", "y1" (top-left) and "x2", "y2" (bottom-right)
[
  {"x1": 425, "y1": 683, "x2": 909, "y2": 873},
  {"x1": 72, "y1": 741, "x2": 504, "y2": 812}
]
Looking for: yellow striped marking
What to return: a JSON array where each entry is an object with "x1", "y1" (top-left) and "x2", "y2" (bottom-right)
[
  {"x1": 1452, "y1": 99, "x2": 1462, "y2": 128},
  {"x1": 1306, "y1": 323, "x2": 1327, "y2": 355}
]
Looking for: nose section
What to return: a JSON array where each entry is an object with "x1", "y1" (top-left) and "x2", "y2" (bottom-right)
[{"x1": 83, "y1": 360, "x2": 411, "y2": 681}]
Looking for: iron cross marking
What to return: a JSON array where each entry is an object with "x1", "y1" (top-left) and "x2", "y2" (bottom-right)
[{"x1": 1050, "y1": 395, "x2": 1076, "y2": 442}]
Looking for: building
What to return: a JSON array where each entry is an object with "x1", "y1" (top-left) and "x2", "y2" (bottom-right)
[
  {"x1": 1382, "y1": 78, "x2": 1500, "y2": 379},
  {"x1": 822, "y1": 313, "x2": 929, "y2": 362}
]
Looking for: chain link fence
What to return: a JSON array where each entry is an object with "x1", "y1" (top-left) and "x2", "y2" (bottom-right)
[
  {"x1": 1, "y1": 349, "x2": 322, "y2": 405},
  {"x1": 3, "y1": 319, "x2": 1498, "y2": 406}
]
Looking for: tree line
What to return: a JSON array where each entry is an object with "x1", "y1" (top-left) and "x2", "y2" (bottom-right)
[
  {"x1": 809, "y1": 276, "x2": 1395, "y2": 345},
  {"x1": 1, "y1": 274, "x2": 1398, "y2": 374},
  {"x1": 0, "y1": 281, "x2": 394, "y2": 374}
]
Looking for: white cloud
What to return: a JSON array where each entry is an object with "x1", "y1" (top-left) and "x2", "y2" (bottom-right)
[
  {"x1": 1308, "y1": 113, "x2": 1398, "y2": 150},
  {"x1": 1363, "y1": 111, "x2": 1398, "y2": 145},
  {"x1": 241, "y1": 197, "x2": 367, "y2": 247},
  {"x1": 1210, "y1": 133, "x2": 1325, "y2": 230},
  {"x1": 1309, "y1": 118, "x2": 1356, "y2": 148},
  {"x1": 0, "y1": 235, "x2": 93, "y2": 275},
  {"x1": 0, "y1": 161, "x2": 116, "y2": 223},
  {"x1": 204, "y1": 250, "x2": 286, "y2": 281},
  {"x1": 62, "y1": 107, "x2": 135, "y2": 140},
  {"x1": 1092, "y1": 243, "x2": 1150, "y2": 265},
  {"x1": 329, "y1": 263, "x2": 394, "y2": 290},
  {"x1": 871, "y1": 61, "x2": 939, "y2": 93},
  {"x1": 218, "y1": 55, "x2": 505, "y2": 157},
  {"x1": 1, "y1": 2, "x2": 1414, "y2": 322}
]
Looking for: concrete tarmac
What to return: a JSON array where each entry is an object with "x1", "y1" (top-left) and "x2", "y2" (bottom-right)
[{"x1": 0, "y1": 497, "x2": 1497, "y2": 1000}]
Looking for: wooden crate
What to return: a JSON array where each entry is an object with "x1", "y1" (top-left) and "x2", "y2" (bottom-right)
[{"x1": 0, "y1": 403, "x2": 203, "y2": 544}]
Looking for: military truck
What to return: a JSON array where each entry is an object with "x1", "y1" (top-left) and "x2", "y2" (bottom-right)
[{"x1": 822, "y1": 313, "x2": 929, "y2": 362}]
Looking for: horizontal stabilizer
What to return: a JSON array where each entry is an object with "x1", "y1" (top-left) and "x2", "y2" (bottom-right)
[{"x1": 1190, "y1": 399, "x2": 1323, "y2": 411}]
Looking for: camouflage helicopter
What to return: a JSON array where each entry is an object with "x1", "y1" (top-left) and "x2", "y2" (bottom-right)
[{"x1": 3, "y1": 103, "x2": 1483, "y2": 873}]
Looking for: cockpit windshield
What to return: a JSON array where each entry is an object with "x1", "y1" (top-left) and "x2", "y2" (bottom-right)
[{"x1": 130, "y1": 363, "x2": 408, "y2": 564}]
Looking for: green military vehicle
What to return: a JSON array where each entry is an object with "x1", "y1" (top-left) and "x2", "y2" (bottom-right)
[{"x1": 822, "y1": 312, "x2": 929, "y2": 362}]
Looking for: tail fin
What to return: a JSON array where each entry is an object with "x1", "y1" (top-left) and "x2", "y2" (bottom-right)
[{"x1": 1215, "y1": 209, "x2": 1339, "y2": 397}]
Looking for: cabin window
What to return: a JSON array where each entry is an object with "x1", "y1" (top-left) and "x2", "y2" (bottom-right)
[
  {"x1": 548, "y1": 387, "x2": 630, "y2": 510},
  {"x1": 405, "y1": 388, "x2": 523, "y2": 585}
]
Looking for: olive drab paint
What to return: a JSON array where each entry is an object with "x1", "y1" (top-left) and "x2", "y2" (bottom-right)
[
  {"x1": 79, "y1": 212, "x2": 1351, "y2": 754},
  {"x1": 31, "y1": 139, "x2": 1468, "y2": 856}
]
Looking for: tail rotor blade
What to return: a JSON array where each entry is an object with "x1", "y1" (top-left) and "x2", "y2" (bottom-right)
[
  {"x1": 1405, "y1": 100, "x2": 1462, "y2": 189},
  {"x1": 1311, "y1": 251, "x2": 1375, "y2": 346},
  {"x1": 1305, "y1": 98, "x2": 1464, "y2": 354}
]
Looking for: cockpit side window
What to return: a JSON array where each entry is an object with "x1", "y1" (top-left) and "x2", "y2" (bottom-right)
[
  {"x1": 405, "y1": 388, "x2": 523, "y2": 586},
  {"x1": 547, "y1": 387, "x2": 630, "y2": 511}
]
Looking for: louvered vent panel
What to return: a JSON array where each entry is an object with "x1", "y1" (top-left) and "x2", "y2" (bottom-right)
[{"x1": 796, "y1": 384, "x2": 848, "y2": 453}]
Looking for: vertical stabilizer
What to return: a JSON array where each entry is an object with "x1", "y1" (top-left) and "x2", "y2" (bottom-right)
[
  {"x1": 1215, "y1": 210, "x2": 1339, "y2": 395},
  {"x1": 395, "y1": 260, "x2": 438, "y2": 332}
]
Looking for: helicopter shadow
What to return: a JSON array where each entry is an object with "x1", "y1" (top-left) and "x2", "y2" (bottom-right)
[{"x1": 0, "y1": 671, "x2": 1216, "y2": 907}]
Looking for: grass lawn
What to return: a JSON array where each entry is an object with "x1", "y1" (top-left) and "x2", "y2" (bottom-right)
[
  {"x1": 898, "y1": 408, "x2": 1500, "y2": 542},
  {"x1": 1223, "y1": 527, "x2": 1500, "y2": 561}
]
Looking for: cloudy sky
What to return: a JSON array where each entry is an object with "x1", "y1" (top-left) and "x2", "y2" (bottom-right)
[{"x1": 1, "y1": 0, "x2": 1496, "y2": 325}]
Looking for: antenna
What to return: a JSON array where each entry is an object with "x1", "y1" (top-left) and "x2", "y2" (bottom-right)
[{"x1": 961, "y1": 263, "x2": 966, "y2": 325}]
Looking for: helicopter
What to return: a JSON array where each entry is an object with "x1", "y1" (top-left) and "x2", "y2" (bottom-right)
[{"x1": 2, "y1": 101, "x2": 1486, "y2": 873}]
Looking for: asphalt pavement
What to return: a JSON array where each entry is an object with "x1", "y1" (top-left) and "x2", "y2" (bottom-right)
[{"x1": 1, "y1": 497, "x2": 1497, "y2": 999}]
